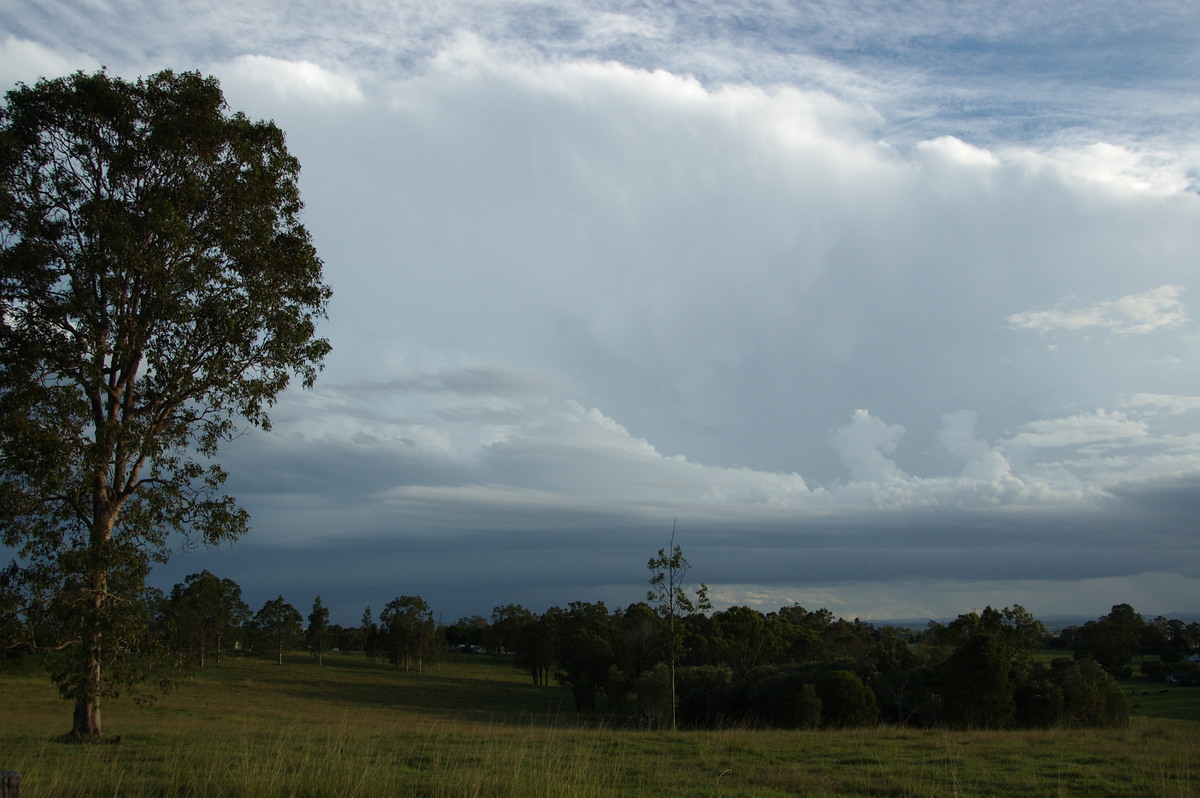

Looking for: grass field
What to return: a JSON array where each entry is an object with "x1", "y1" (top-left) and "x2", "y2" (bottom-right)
[{"x1": 2, "y1": 652, "x2": 1198, "y2": 797}]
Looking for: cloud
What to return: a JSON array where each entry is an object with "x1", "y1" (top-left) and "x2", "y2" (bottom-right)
[
  {"x1": 216, "y1": 55, "x2": 363, "y2": 105},
  {"x1": 345, "y1": 367, "x2": 552, "y2": 399},
  {"x1": 0, "y1": 35, "x2": 97, "y2": 88},
  {"x1": 7, "y1": 2, "x2": 1200, "y2": 624},
  {"x1": 1123, "y1": 393, "x2": 1200, "y2": 416},
  {"x1": 831, "y1": 410, "x2": 906, "y2": 484},
  {"x1": 1007, "y1": 284, "x2": 1188, "y2": 335},
  {"x1": 1022, "y1": 143, "x2": 1193, "y2": 196},
  {"x1": 1006, "y1": 410, "x2": 1149, "y2": 449}
]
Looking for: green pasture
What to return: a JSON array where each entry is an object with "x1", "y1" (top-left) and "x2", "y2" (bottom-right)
[{"x1": 2, "y1": 652, "x2": 1197, "y2": 797}]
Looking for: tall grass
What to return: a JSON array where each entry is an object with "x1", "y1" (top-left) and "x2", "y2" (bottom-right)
[{"x1": 2, "y1": 653, "x2": 1197, "y2": 797}]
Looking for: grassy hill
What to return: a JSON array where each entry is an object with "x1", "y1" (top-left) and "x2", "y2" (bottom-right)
[{"x1": 2, "y1": 651, "x2": 1197, "y2": 797}]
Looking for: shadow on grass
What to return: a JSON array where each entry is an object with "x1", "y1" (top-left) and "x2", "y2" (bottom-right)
[{"x1": 237, "y1": 654, "x2": 582, "y2": 728}]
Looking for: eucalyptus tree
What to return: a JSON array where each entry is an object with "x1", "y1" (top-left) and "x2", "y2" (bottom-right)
[
  {"x1": 647, "y1": 525, "x2": 710, "y2": 730},
  {"x1": 0, "y1": 69, "x2": 330, "y2": 737}
]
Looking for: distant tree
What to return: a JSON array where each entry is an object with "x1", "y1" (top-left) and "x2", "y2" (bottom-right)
[
  {"x1": 647, "y1": 525, "x2": 710, "y2": 730},
  {"x1": 765, "y1": 604, "x2": 828, "y2": 663},
  {"x1": 379, "y1": 595, "x2": 437, "y2": 672},
  {"x1": 616, "y1": 602, "x2": 660, "y2": 678},
  {"x1": 513, "y1": 608, "x2": 559, "y2": 686},
  {"x1": 1073, "y1": 604, "x2": 1145, "y2": 677},
  {"x1": 555, "y1": 600, "x2": 616, "y2": 710},
  {"x1": 166, "y1": 571, "x2": 248, "y2": 667},
  {"x1": 306, "y1": 596, "x2": 330, "y2": 666},
  {"x1": 712, "y1": 606, "x2": 771, "y2": 671},
  {"x1": 489, "y1": 603, "x2": 534, "y2": 654},
  {"x1": 821, "y1": 618, "x2": 873, "y2": 661},
  {"x1": 361, "y1": 606, "x2": 379, "y2": 661},
  {"x1": 250, "y1": 596, "x2": 302, "y2": 665},
  {"x1": 936, "y1": 606, "x2": 1044, "y2": 729},
  {"x1": 445, "y1": 615, "x2": 489, "y2": 651},
  {"x1": 868, "y1": 632, "x2": 924, "y2": 726},
  {"x1": 0, "y1": 68, "x2": 330, "y2": 738},
  {"x1": 335, "y1": 624, "x2": 364, "y2": 654}
]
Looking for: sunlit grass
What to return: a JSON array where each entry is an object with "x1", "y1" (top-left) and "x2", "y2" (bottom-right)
[{"x1": 2, "y1": 652, "x2": 1198, "y2": 797}]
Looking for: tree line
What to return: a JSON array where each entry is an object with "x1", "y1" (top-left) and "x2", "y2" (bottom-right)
[
  {"x1": 446, "y1": 600, "x2": 1198, "y2": 730},
  {"x1": 8, "y1": 565, "x2": 1197, "y2": 731}
]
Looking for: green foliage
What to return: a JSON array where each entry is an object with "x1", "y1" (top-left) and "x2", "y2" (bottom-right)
[
  {"x1": 554, "y1": 600, "x2": 616, "y2": 692},
  {"x1": 306, "y1": 596, "x2": 330, "y2": 665},
  {"x1": 445, "y1": 614, "x2": 489, "y2": 651},
  {"x1": 674, "y1": 664, "x2": 736, "y2": 728},
  {"x1": 1056, "y1": 658, "x2": 1129, "y2": 728},
  {"x1": 816, "y1": 670, "x2": 878, "y2": 728},
  {"x1": 0, "y1": 68, "x2": 329, "y2": 736},
  {"x1": 793, "y1": 682, "x2": 822, "y2": 728},
  {"x1": 165, "y1": 571, "x2": 249, "y2": 667},
  {"x1": 1072, "y1": 604, "x2": 1146, "y2": 677},
  {"x1": 489, "y1": 603, "x2": 533, "y2": 654},
  {"x1": 634, "y1": 662, "x2": 671, "y2": 728},
  {"x1": 940, "y1": 626, "x2": 1017, "y2": 729},
  {"x1": 379, "y1": 595, "x2": 437, "y2": 672},
  {"x1": 249, "y1": 596, "x2": 302, "y2": 665},
  {"x1": 613, "y1": 602, "x2": 660, "y2": 679},
  {"x1": 513, "y1": 607, "x2": 557, "y2": 686}
]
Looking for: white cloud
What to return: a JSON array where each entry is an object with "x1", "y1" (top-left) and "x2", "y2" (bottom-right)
[
  {"x1": 1006, "y1": 409, "x2": 1149, "y2": 449},
  {"x1": 1007, "y1": 284, "x2": 1188, "y2": 335},
  {"x1": 1123, "y1": 393, "x2": 1200, "y2": 416},
  {"x1": 916, "y1": 136, "x2": 1000, "y2": 169},
  {"x1": 1018, "y1": 143, "x2": 1192, "y2": 196},
  {"x1": 831, "y1": 410, "x2": 906, "y2": 484},
  {"x1": 0, "y1": 35, "x2": 97, "y2": 88},
  {"x1": 216, "y1": 54, "x2": 363, "y2": 105}
]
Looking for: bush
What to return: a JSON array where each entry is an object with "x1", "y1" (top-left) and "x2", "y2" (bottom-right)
[
  {"x1": 635, "y1": 663, "x2": 671, "y2": 729},
  {"x1": 675, "y1": 666, "x2": 736, "y2": 728},
  {"x1": 1141, "y1": 659, "x2": 1170, "y2": 683},
  {"x1": 794, "y1": 683, "x2": 822, "y2": 728},
  {"x1": 816, "y1": 670, "x2": 878, "y2": 728},
  {"x1": 1053, "y1": 658, "x2": 1128, "y2": 729},
  {"x1": 1014, "y1": 665, "x2": 1064, "y2": 729}
]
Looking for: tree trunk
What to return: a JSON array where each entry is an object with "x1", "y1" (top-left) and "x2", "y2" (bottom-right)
[
  {"x1": 72, "y1": 555, "x2": 107, "y2": 739},
  {"x1": 669, "y1": 659, "x2": 677, "y2": 731},
  {"x1": 71, "y1": 657, "x2": 102, "y2": 738}
]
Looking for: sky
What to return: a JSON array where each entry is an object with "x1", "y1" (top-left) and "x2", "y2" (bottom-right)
[{"x1": 3, "y1": 1, "x2": 1200, "y2": 625}]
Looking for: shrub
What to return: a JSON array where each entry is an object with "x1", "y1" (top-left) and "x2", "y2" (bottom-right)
[{"x1": 816, "y1": 670, "x2": 878, "y2": 728}]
